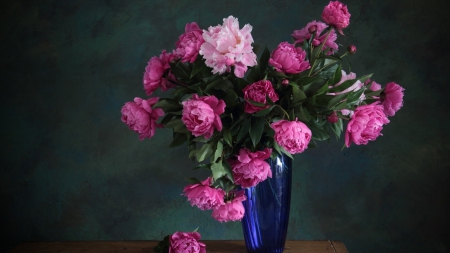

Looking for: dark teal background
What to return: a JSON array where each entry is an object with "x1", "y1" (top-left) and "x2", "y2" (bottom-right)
[{"x1": 1, "y1": 0, "x2": 449, "y2": 252}]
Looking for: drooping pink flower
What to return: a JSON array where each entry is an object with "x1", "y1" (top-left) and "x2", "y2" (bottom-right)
[
  {"x1": 243, "y1": 80, "x2": 279, "y2": 114},
  {"x1": 181, "y1": 94, "x2": 226, "y2": 139},
  {"x1": 381, "y1": 82, "x2": 404, "y2": 117},
  {"x1": 366, "y1": 79, "x2": 381, "y2": 91},
  {"x1": 143, "y1": 50, "x2": 177, "y2": 95},
  {"x1": 183, "y1": 177, "x2": 225, "y2": 210},
  {"x1": 175, "y1": 22, "x2": 205, "y2": 63},
  {"x1": 269, "y1": 42, "x2": 310, "y2": 74},
  {"x1": 322, "y1": 1, "x2": 351, "y2": 32},
  {"x1": 199, "y1": 16, "x2": 257, "y2": 78},
  {"x1": 212, "y1": 190, "x2": 246, "y2": 222},
  {"x1": 229, "y1": 148, "x2": 272, "y2": 188},
  {"x1": 169, "y1": 231, "x2": 206, "y2": 253},
  {"x1": 271, "y1": 119, "x2": 312, "y2": 154},
  {"x1": 291, "y1": 21, "x2": 338, "y2": 53},
  {"x1": 345, "y1": 103, "x2": 390, "y2": 147},
  {"x1": 121, "y1": 97, "x2": 164, "y2": 140}
]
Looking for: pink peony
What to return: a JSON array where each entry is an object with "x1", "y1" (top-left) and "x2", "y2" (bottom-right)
[
  {"x1": 243, "y1": 80, "x2": 279, "y2": 114},
  {"x1": 269, "y1": 42, "x2": 310, "y2": 74},
  {"x1": 345, "y1": 103, "x2": 390, "y2": 147},
  {"x1": 176, "y1": 22, "x2": 205, "y2": 63},
  {"x1": 183, "y1": 177, "x2": 225, "y2": 210},
  {"x1": 212, "y1": 190, "x2": 246, "y2": 222},
  {"x1": 322, "y1": 1, "x2": 351, "y2": 32},
  {"x1": 199, "y1": 16, "x2": 257, "y2": 78},
  {"x1": 291, "y1": 21, "x2": 338, "y2": 53},
  {"x1": 181, "y1": 94, "x2": 226, "y2": 139},
  {"x1": 230, "y1": 148, "x2": 272, "y2": 188},
  {"x1": 121, "y1": 97, "x2": 164, "y2": 140},
  {"x1": 381, "y1": 82, "x2": 404, "y2": 117},
  {"x1": 169, "y1": 231, "x2": 206, "y2": 253},
  {"x1": 143, "y1": 50, "x2": 177, "y2": 96},
  {"x1": 271, "y1": 119, "x2": 312, "y2": 154}
]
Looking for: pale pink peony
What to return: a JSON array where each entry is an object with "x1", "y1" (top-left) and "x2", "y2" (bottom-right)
[
  {"x1": 292, "y1": 21, "x2": 338, "y2": 53},
  {"x1": 143, "y1": 50, "x2": 177, "y2": 96},
  {"x1": 322, "y1": 1, "x2": 351, "y2": 32},
  {"x1": 169, "y1": 231, "x2": 206, "y2": 253},
  {"x1": 176, "y1": 22, "x2": 205, "y2": 63},
  {"x1": 182, "y1": 94, "x2": 226, "y2": 139},
  {"x1": 345, "y1": 103, "x2": 390, "y2": 147},
  {"x1": 212, "y1": 190, "x2": 246, "y2": 222},
  {"x1": 230, "y1": 148, "x2": 272, "y2": 188},
  {"x1": 121, "y1": 97, "x2": 164, "y2": 140},
  {"x1": 243, "y1": 80, "x2": 279, "y2": 114},
  {"x1": 271, "y1": 119, "x2": 312, "y2": 154},
  {"x1": 381, "y1": 82, "x2": 404, "y2": 117},
  {"x1": 199, "y1": 16, "x2": 257, "y2": 78},
  {"x1": 269, "y1": 42, "x2": 310, "y2": 74},
  {"x1": 183, "y1": 177, "x2": 225, "y2": 210}
]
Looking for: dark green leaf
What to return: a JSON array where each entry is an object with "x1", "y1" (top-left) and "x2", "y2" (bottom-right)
[
  {"x1": 253, "y1": 106, "x2": 274, "y2": 117},
  {"x1": 259, "y1": 46, "x2": 271, "y2": 74},
  {"x1": 327, "y1": 93, "x2": 348, "y2": 109},
  {"x1": 213, "y1": 141, "x2": 224, "y2": 162},
  {"x1": 223, "y1": 128, "x2": 233, "y2": 146},
  {"x1": 250, "y1": 117, "x2": 265, "y2": 147},
  {"x1": 291, "y1": 85, "x2": 307, "y2": 103},
  {"x1": 211, "y1": 161, "x2": 226, "y2": 181},
  {"x1": 358, "y1": 73, "x2": 373, "y2": 84},
  {"x1": 187, "y1": 177, "x2": 202, "y2": 184},
  {"x1": 154, "y1": 99, "x2": 182, "y2": 112},
  {"x1": 168, "y1": 132, "x2": 188, "y2": 147},
  {"x1": 196, "y1": 143, "x2": 213, "y2": 162},
  {"x1": 237, "y1": 117, "x2": 251, "y2": 143}
]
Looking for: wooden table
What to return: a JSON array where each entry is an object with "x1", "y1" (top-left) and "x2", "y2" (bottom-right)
[{"x1": 8, "y1": 240, "x2": 348, "y2": 253}]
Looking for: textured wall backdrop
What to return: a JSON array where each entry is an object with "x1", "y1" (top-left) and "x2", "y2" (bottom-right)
[{"x1": 1, "y1": 0, "x2": 449, "y2": 252}]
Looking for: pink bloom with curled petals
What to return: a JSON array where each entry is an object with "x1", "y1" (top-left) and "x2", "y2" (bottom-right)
[
  {"x1": 212, "y1": 190, "x2": 246, "y2": 222},
  {"x1": 243, "y1": 80, "x2": 279, "y2": 114},
  {"x1": 271, "y1": 119, "x2": 312, "y2": 154},
  {"x1": 199, "y1": 16, "x2": 257, "y2": 78},
  {"x1": 345, "y1": 103, "x2": 389, "y2": 147},
  {"x1": 322, "y1": 1, "x2": 351, "y2": 33},
  {"x1": 381, "y1": 82, "x2": 405, "y2": 116},
  {"x1": 121, "y1": 97, "x2": 164, "y2": 140},
  {"x1": 143, "y1": 50, "x2": 177, "y2": 95},
  {"x1": 182, "y1": 94, "x2": 226, "y2": 139},
  {"x1": 269, "y1": 42, "x2": 310, "y2": 74},
  {"x1": 230, "y1": 148, "x2": 272, "y2": 188},
  {"x1": 292, "y1": 21, "x2": 338, "y2": 53},
  {"x1": 183, "y1": 177, "x2": 225, "y2": 210},
  {"x1": 169, "y1": 231, "x2": 206, "y2": 253},
  {"x1": 176, "y1": 22, "x2": 205, "y2": 63}
]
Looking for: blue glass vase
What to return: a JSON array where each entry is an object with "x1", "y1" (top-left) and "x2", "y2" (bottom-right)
[{"x1": 241, "y1": 153, "x2": 292, "y2": 253}]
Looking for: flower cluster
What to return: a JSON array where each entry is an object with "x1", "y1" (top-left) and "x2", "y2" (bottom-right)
[{"x1": 121, "y1": 1, "x2": 404, "y2": 222}]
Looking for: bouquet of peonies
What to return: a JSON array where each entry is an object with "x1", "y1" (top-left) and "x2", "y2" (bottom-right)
[{"x1": 121, "y1": 1, "x2": 404, "y2": 223}]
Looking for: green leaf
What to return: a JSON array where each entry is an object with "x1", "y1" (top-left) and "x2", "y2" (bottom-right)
[
  {"x1": 237, "y1": 117, "x2": 251, "y2": 143},
  {"x1": 164, "y1": 118, "x2": 184, "y2": 129},
  {"x1": 168, "y1": 132, "x2": 187, "y2": 147},
  {"x1": 213, "y1": 141, "x2": 223, "y2": 162},
  {"x1": 154, "y1": 99, "x2": 182, "y2": 112},
  {"x1": 196, "y1": 143, "x2": 213, "y2": 162},
  {"x1": 250, "y1": 117, "x2": 265, "y2": 148},
  {"x1": 223, "y1": 128, "x2": 233, "y2": 146},
  {"x1": 211, "y1": 161, "x2": 226, "y2": 180},
  {"x1": 190, "y1": 62, "x2": 205, "y2": 78},
  {"x1": 253, "y1": 106, "x2": 274, "y2": 117},
  {"x1": 327, "y1": 93, "x2": 348, "y2": 109},
  {"x1": 295, "y1": 106, "x2": 311, "y2": 122},
  {"x1": 259, "y1": 46, "x2": 271, "y2": 74},
  {"x1": 222, "y1": 160, "x2": 234, "y2": 183},
  {"x1": 358, "y1": 73, "x2": 373, "y2": 84},
  {"x1": 223, "y1": 89, "x2": 239, "y2": 106},
  {"x1": 187, "y1": 177, "x2": 202, "y2": 184},
  {"x1": 291, "y1": 85, "x2": 307, "y2": 103},
  {"x1": 247, "y1": 99, "x2": 266, "y2": 107},
  {"x1": 330, "y1": 118, "x2": 343, "y2": 139},
  {"x1": 328, "y1": 79, "x2": 357, "y2": 93},
  {"x1": 192, "y1": 164, "x2": 210, "y2": 170},
  {"x1": 332, "y1": 65, "x2": 343, "y2": 85}
]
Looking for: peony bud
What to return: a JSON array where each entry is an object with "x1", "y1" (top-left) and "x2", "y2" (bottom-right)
[
  {"x1": 281, "y1": 79, "x2": 289, "y2": 86},
  {"x1": 327, "y1": 112, "x2": 339, "y2": 123},
  {"x1": 308, "y1": 25, "x2": 317, "y2": 34},
  {"x1": 347, "y1": 45, "x2": 357, "y2": 54}
]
